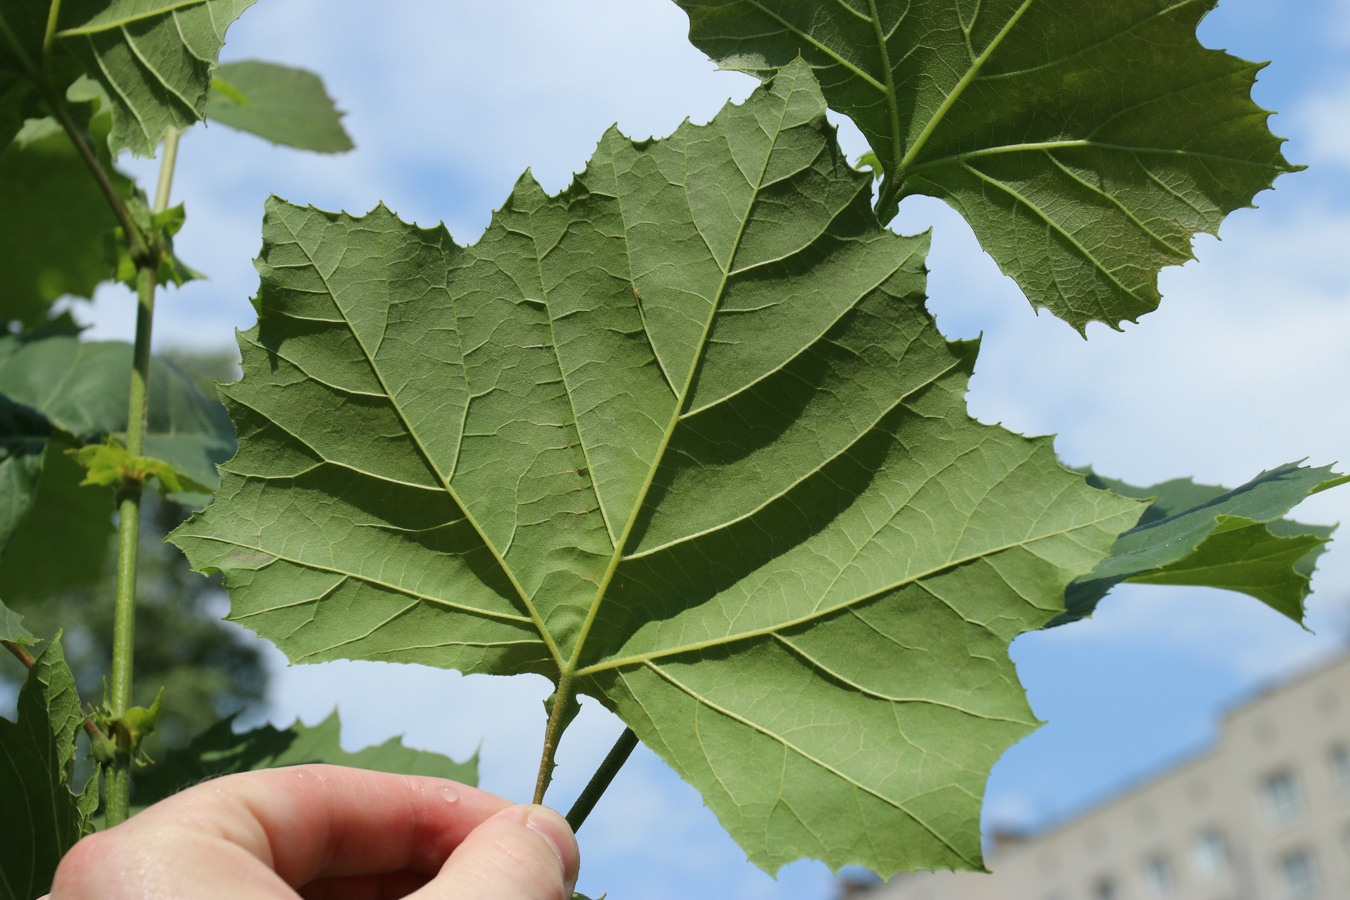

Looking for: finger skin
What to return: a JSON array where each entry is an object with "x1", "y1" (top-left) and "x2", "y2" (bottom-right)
[
  {"x1": 428, "y1": 804, "x2": 579, "y2": 900},
  {"x1": 48, "y1": 765, "x2": 536, "y2": 899}
]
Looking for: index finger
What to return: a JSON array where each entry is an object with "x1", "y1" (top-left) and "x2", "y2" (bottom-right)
[{"x1": 53, "y1": 765, "x2": 515, "y2": 897}]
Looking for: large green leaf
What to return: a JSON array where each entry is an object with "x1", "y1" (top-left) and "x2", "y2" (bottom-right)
[
  {"x1": 134, "y1": 710, "x2": 478, "y2": 807},
  {"x1": 208, "y1": 60, "x2": 354, "y2": 153},
  {"x1": 0, "y1": 117, "x2": 128, "y2": 328},
  {"x1": 1055, "y1": 463, "x2": 1341, "y2": 626},
  {"x1": 672, "y1": 0, "x2": 1297, "y2": 331},
  {"x1": 172, "y1": 61, "x2": 1142, "y2": 875},
  {"x1": 0, "y1": 634, "x2": 98, "y2": 900}
]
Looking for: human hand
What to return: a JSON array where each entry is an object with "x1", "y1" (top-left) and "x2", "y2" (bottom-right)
[{"x1": 46, "y1": 764, "x2": 580, "y2": 899}]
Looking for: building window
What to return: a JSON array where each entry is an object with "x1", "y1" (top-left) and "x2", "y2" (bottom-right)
[
  {"x1": 1330, "y1": 744, "x2": 1350, "y2": 794},
  {"x1": 1193, "y1": 829, "x2": 1228, "y2": 876},
  {"x1": 1144, "y1": 854, "x2": 1174, "y2": 894},
  {"x1": 1261, "y1": 769, "x2": 1304, "y2": 826},
  {"x1": 1279, "y1": 848, "x2": 1318, "y2": 900}
]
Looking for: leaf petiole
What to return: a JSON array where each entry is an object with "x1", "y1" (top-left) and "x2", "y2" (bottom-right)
[{"x1": 566, "y1": 728, "x2": 638, "y2": 833}]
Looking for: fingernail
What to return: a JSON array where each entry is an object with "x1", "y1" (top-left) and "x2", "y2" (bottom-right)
[{"x1": 525, "y1": 806, "x2": 578, "y2": 894}]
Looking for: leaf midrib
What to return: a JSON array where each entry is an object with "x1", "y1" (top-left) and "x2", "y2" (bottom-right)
[{"x1": 561, "y1": 80, "x2": 800, "y2": 675}]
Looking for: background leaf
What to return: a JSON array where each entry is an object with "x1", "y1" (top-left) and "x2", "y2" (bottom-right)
[
  {"x1": 0, "y1": 335, "x2": 235, "y2": 603},
  {"x1": 672, "y1": 0, "x2": 1297, "y2": 331},
  {"x1": 55, "y1": 0, "x2": 257, "y2": 156},
  {"x1": 1055, "y1": 463, "x2": 1339, "y2": 625},
  {"x1": 174, "y1": 61, "x2": 1143, "y2": 875},
  {"x1": 0, "y1": 598, "x2": 35, "y2": 645},
  {"x1": 0, "y1": 334, "x2": 235, "y2": 498},
  {"x1": 133, "y1": 710, "x2": 478, "y2": 808},
  {"x1": 0, "y1": 437, "x2": 114, "y2": 605},
  {"x1": 0, "y1": 635, "x2": 97, "y2": 900},
  {"x1": 208, "y1": 60, "x2": 354, "y2": 153},
  {"x1": 0, "y1": 117, "x2": 128, "y2": 329}
]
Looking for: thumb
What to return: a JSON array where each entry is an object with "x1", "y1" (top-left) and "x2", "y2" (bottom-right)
[{"x1": 426, "y1": 804, "x2": 580, "y2": 900}]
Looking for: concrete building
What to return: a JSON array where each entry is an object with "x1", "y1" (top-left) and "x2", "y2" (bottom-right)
[{"x1": 860, "y1": 652, "x2": 1350, "y2": 900}]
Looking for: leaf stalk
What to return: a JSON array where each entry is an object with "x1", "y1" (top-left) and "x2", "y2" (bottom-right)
[
  {"x1": 565, "y1": 727, "x2": 638, "y2": 833},
  {"x1": 533, "y1": 673, "x2": 576, "y2": 804}
]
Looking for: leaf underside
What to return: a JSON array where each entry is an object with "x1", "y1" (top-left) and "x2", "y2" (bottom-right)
[
  {"x1": 133, "y1": 710, "x2": 477, "y2": 808},
  {"x1": 173, "y1": 61, "x2": 1142, "y2": 875},
  {"x1": 0, "y1": 635, "x2": 97, "y2": 900},
  {"x1": 1058, "y1": 463, "x2": 1340, "y2": 626},
  {"x1": 672, "y1": 0, "x2": 1298, "y2": 331},
  {"x1": 208, "y1": 59, "x2": 354, "y2": 153},
  {"x1": 55, "y1": 0, "x2": 257, "y2": 156}
]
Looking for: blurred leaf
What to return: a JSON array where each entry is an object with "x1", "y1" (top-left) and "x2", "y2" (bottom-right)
[
  {"x1": 0, "y1": 2, "x2": 46, "y2": 149},
  {"x1": 208, "y1": 60, "x2": 353, "y2": 153},
  {"x1": 0, "y1": 335, "x2": 234, "y2": 601},
  {"x1": 0, "y1": 334, "x2": 235, "y2": 498},
  {"x1": 672, "y1": 0, "x2": 1298, "y2": 331},
  {"x1": 0, "y1": 634, "x2": 98, "y2": 900},
  {"x1": 0, "y1": 597, "x2": 35, "y2": 645},
  {"x1": 1056, "y1": 463, "x2": 1339, "y2": 625},
  {"x1": 134, "y1": 710, "x2": 478, "y2": 807},
  {"x1": 69, "y1": 439, "x2": 210, "y2": 496},
  {"x1": 0, "y1": 436, "x2": 114, "y2": 605},
  {"x1": 112, "y1": 199, "x2": 205, "y2": 289},
  {"x1": 0, "y1": 116, "x2": 127, "y2": 328}
]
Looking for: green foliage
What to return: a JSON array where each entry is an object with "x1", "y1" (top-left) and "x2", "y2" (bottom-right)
[
  {"x1": 672, "y1": 0, "x2": 1297, "y2": 331},
  {"x1": 173, "y1": 62, "x2": 1147, "y2": 874},
  {"x1": 53, "y1": 0, "x2": 258, "y2": 156},
  {"x1": 0, "y1": 437, "x2": 114, "y2": 605},
  {"x1": 69, "y1": 438, "x2": 211, "y2": 496},
  {"x1": 1059, "y1": 463, "x2": 1340, "y2": 625},
  {"x1": 134, "y1": 710, "x2": 478, "y2": 807},
  {"x1": 0, "y1": 598, "x2": 35, "y2": 645},
  {"x1": 0, "y1": 0, "x2": 256, "y2": 157},
  {"x1": 209, "y1": 60, "x2": 354, "y2": 152},
  {"x1": 5, "y1": 492, "x2": 269, "y2": 756},
  {"x1": 0, "y1": 117, "x2": 127, "y2": 328},
  {"x1": 0, "y1": 635, "x2": 98, "y2": 900},
  {"x1": 0, "y1": 334, "x2": 234, "y2": 604}
]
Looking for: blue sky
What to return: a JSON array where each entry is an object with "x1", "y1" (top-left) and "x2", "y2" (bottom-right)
[{"x1": 82, "y1": 2, "x2": 1350, "y2": 897}]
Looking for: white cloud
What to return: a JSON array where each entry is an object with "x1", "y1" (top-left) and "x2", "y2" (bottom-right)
[{"x1": 1295, "y1": 82, "x2": 1350, "y2": 170}]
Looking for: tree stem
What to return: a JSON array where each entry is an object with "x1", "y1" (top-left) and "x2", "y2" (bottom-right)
[
  {"x1": 565, "y1": 727, "x2": 637, "y2": 833},
  {"x1": 103, "y1": 129, "x2": 177, "y2": 826}
]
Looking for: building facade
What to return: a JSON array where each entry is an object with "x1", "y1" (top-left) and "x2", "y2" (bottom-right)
[{"x1": 863, "y1": 652, "x2": 1350, "y2": 900}]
